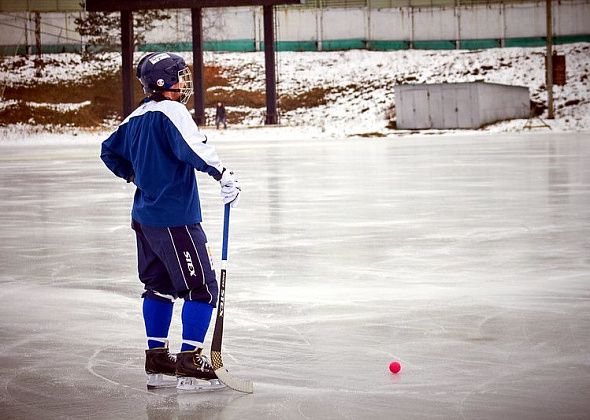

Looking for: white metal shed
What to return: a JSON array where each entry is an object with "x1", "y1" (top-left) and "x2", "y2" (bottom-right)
[{"x1": 395, "y1": 82, "x2": 530, "y2": 129}]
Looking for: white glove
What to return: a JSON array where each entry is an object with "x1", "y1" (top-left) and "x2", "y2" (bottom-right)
[{"x1": 219, "y1": 168, "x2": 241, "y2": 208}]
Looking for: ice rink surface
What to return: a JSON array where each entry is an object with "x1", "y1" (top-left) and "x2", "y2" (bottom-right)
[{"x1": 1, "y1": 130, "x2": 589, "y2": 419}]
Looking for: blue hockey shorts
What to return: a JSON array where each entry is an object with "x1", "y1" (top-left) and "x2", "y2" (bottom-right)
[{"x1": 132, "y1": 220, "x2": 218, "y2": 306}]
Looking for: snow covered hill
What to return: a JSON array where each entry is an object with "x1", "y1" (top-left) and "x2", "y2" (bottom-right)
[{"x1": 0, "y1": 43, "x2": 589, "y2": 136}]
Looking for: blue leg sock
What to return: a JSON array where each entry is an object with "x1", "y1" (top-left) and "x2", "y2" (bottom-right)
[
  {"x1": 142, "y1": 296, "x2": 174, "y2": 349},
  {"x1": 181, "y1": 300, "x2": 213, "y2": 352}
]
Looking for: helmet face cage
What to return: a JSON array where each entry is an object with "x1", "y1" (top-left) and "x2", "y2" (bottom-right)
[
  {"x1": 178, "y1": 66, "x2": 193, "y2": 105},
  {"x1": 136, "y1": 53, "x2": 194, "y2": 104}
]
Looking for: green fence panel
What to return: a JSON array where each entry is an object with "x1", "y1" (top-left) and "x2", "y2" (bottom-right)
[
  {"x1": 276, "y1": 41, "x2": 317, "y2": 51},
  {"x1": 0, "y1": 44, "x2": 84, "y2": 55},
  {"x1": 140, "y1": 41, "x2": 256, "y2": 52},
  {"x1": 205, "y1": 40, "x2": 256, "y2": 52},
  {"x1": 139, "y1": 42, "x2": 191, "y2": 52},
  {"x1": 554, "y1": 34, "x2": 590, "y2": 45},
  {"x1": 459, "y1": 39, "x2": 501, "y2": 49},
  {"x1": 0, "y1": 45, "x2": 26, "y2": 55},
  {"x1": 321, "y1": 39, "x2": 366, "y2": 51},
  {"x1": 2, "y1": 33, "x2": 589, "y2": 57},
  {"x1": 367, "y1": 40, "x2": 410, "y2": 50},
  {"x1": 504, "y1": 37, "x2": 547, "y2": 47},
  {"x1": 413, "y1": 40, "x2": 456, "y2": 50}
]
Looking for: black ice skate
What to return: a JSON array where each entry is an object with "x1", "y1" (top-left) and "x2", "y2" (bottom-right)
[
  {"x1": 145, "y1": 347, "x2": 177, "y2": 389},
  {"x1": 176, "y1": 349, "x2": 225, "y2": 391}
]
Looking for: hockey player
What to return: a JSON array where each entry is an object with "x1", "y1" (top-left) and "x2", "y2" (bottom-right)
[{"x1": 100, "y1": 52, "x2": 240, "y2": 390}]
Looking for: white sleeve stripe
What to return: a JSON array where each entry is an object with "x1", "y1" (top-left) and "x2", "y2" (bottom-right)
[
  {"x1": 185, "y1": 137, "x2": 223, "y2": 173},
  {"x1": 160, "y1": 101, "x2": 223, "y2": 172},
  {"x1": 121, "y1": 101, "x2": 223, "y2": 173}
]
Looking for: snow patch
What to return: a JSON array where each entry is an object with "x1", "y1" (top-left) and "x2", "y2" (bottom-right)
[{"x1": 1, "y1": 43, "x2": 589, "y2": 135}]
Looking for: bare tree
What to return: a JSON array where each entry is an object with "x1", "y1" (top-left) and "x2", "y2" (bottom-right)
[{"x1": 75, "y1": 8, "x2": 171, "y2": 53}]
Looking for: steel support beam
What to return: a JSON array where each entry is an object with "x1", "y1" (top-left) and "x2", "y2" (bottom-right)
[
  {"x1": 263, "y1": 5, "x2": 277, "y2": 125},
  {"x1": 121, "y1": 10, "x2": 134, "y2": 118},
  {"x1": 546, "y1": 0, "x2": 554, "y2": 119},
  {"x1": 191, "y1": 8, "x2": 206, "y2": 126}
]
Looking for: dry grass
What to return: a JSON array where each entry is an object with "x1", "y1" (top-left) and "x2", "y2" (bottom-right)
[
  {"x1": 0, "y1": 102, "x2": 110, "y2": 127},
  {"x1": 0, "y1": 63, "x2": 332, "y2": 127},
  {"x1": 207, "y1": 88, "x2": 266, "y2": 108},
  {"x1": 278, "y1": 87, "x2": 331, "y2": 112},
  {"x1": 2, "y1": 71, "x2": 141, "y2": 127}
]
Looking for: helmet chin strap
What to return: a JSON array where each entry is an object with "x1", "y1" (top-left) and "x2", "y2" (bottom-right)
[
  {"x1": 149, "y1": 91, "x2": 179, "y2": 103},
  {"x1": 148, "y1": 86, "x2": 183, "y2": 102}
]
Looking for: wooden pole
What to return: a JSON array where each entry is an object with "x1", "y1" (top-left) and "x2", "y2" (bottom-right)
[
  {"x1": 121, "y1": 10, "x2": 134, "y2": 118},
  {"x1": 263, "y1": 5, "x2": 277, "y2": 125},
  {"x1": 191, "y1": 8, "x2": 206, "y2": 126},
  {"x1": 546, "y1": 0, "x2": 554, "y2": 119}
]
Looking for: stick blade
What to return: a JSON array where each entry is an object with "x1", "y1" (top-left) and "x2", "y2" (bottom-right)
[{"x1": 214, "y1": 367, "x2": 254, "y2": 394}]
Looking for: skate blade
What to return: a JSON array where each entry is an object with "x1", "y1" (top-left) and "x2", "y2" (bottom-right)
[
  {"x1": 146, "y1": 373, "x2": 177, "y2": 390},
  {"x1": 176, "y1": 377, "x2": 226, "y2": 392}
]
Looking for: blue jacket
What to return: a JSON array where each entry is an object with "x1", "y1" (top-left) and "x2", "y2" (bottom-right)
[{"x1": 100, "y1": 99, "x2": 224, "y2": 227}]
